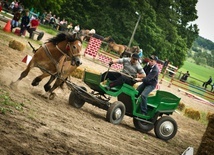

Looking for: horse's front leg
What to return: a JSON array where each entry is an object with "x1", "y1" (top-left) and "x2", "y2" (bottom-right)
[
  {"x1": 44, "y1": 75, "x2": 56, "y2": 92},
  {"x1": 31, "y1": 72, "x2": 50, "y2": 86},
  {"x1": 48, "y1": 78, "x2": 64, "y2": 100}
]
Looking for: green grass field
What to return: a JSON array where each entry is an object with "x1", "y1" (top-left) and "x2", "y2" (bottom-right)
[{"x1": 178, "y1": 59, "x2": 214, "y2": 83}]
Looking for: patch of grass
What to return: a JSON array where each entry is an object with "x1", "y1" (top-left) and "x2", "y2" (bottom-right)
[
  {"x1": 199, "y1": 111, "x2": 209, "y2": 125},
  {"x1": 0, "y1": 89, "x2": 24, "y2": 114},
  {"x1": 38, "y1": 25, "x2": 58, "y2": 35}
]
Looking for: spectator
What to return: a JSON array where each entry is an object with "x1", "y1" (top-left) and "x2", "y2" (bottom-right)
[
  {"x1": 20, "y1": 9, "x2": 30, "y2": 37},
  {"x1": 72, "y1": 24, "x2": 80, "y2": 34},
  {"x1": 138, "y1": 49, "x2": 143, "y2": 63},
  {"x1": 0, "y1": 2, "x2": 2, "y2": 13},
  {"x1": 54, "y1": 16, "x2": 60, "y2": 30},
  {"x1": 49, "y1": 14, "x2": 56, "y2": 27},
  {"x1": 44, "y1": 11, "x2": 52, "y2": 24},
  {"x1": 11, "y1": 10, "x2": 21, "y2": 32},
  {"x1": 59, "y1": 18, "x2": 67, "y2": 31},
  {"x1": 101, "y1": 53, "x2": 146, "y2": 89},
  {"x1": 28, "y1": 15, "x2": 39, "y2": 39},
  {"x1": 12, "y1": 0, "x2": 19, "y2": 13},
  {"x1": 180, "y1": 71, "x2": 190, "y2": 82},
  {"x1": 9, "y1": 0, "x2": 16, "y2": 11},
  {"x1": 202, "y1": 76, "x2": 212, "y2": 89},
  {"x1": 67, "y1": 22, "x2": 73, "y2": 32},
  {"x1": 136, "y1": 55, "x2": 159, "y2": 115},
  {"x1": 40, "y1": 11, "x2": 47, "y2": 24}
]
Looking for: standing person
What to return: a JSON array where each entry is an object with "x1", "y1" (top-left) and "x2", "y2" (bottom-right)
[
  {"x1": 101, "y1": 53, "x2": 146, "y2": 89},
  {"x1": 11, "y1": 10, "x2": 21, "y2": 32},
  {"x1": 202, "y1": 76, "x2": 212, "y2": 89},
  {"x1": 20, "y1": 9, "x2": 30, "y2": 37},
  {"x1": 136, "y1": 55, "x2": 159, "y2": 115}
]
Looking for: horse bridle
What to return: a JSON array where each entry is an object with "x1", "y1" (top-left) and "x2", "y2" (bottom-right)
[{"x1": 56, "y1": 42, "x2": 81, "y2": 59}]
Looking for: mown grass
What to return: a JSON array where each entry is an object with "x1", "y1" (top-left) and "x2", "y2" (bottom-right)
[{"x1": 178, "y1": 58, "x2": 214, "y2": 82}]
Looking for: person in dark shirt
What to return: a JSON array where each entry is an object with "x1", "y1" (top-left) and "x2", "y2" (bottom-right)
[
  {"x1": 101, "y1": 53, "x2": 146, "y2": 89},
  {"x1": 136, "y1": 55, "x2": 159, "y2": 115},
  {"x1": 11, "y1": 10, "x2": 21, "y2": 32},
  {"x1": 20, "y1": 9, "x2": 30, "y2": 37}
]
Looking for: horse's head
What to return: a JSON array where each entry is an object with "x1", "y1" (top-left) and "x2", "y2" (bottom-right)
[
  {"x1": 104, "y1": 36, "x2": 115, "y2": 43},
  {"x1": 66, "y1": 33, "x2": 82, "y2": 66}
]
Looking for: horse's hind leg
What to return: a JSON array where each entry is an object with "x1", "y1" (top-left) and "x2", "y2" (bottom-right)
[
  {"x1": 10, "y1": 62, "x2": 33, "y2": 89},
  {"x1": 48, "y1": 79, "x2": 64, "y2": 100},
  {"x1": 44, "y1": 75, "x2": 56, "y2": 92},
  {"x1": 32, "y1": 73, "x2": 50, "y2": 86}
]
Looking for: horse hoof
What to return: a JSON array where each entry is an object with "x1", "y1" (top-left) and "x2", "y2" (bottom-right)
[
  {"x1": 31, "y1": 81, "x2": 39, "y2": 86},
  {"x1": 32, "y1": 77, "x2": 41, "y2": 86},
  {"x1": 49, "y1": 93, "x2": 56, "y2": 100},
  {"x1": 44, "y1": 85, "x2": 51, "y2": 92}
]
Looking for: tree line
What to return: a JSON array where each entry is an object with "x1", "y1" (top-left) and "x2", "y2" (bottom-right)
[{"x1": 20, "y1": 0, "x2": 199, "y2": 68}]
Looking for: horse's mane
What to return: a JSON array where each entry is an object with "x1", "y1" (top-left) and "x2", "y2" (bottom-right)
[{"x1": 48, "y1": 32, "x2": 82, "y2": 45}]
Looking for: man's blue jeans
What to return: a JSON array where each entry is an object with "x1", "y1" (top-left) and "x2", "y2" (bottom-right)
[{"x1": 137, "y1": 83, "x2": 156, "y2": 114}]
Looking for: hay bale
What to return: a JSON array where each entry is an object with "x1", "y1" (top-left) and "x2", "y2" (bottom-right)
[
  {"x1": 70, "y1": 66, "x2": 101, "y2": 79},
  {"x1": 184, "y1": 108, "x2": 200, "y2": 120},
  {"x1": 206, "y1": 112, "x2": 214, "y2": 120},
  {"x1": 9, "y1": 40, "x2": 25, "y2": 51},
  {"x1": 177, "y1": 102, "x2": 185, "y2": 111},
  {"x1": 196, "y1": 113, "x2": 214, "y2": 155}
]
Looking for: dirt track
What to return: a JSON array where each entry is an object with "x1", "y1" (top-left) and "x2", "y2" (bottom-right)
[{"x1": 0, "y1": 22, "x2": 214, "y2": 155}]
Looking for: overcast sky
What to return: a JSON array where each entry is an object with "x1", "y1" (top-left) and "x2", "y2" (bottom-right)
[{"x1": 195, "y1": 0, "x2": 214, "y2": 42}]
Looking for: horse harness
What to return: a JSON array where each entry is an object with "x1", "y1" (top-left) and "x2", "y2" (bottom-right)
[{"x1": 42, "y1": 43, "x2": 72, "y2": 76}]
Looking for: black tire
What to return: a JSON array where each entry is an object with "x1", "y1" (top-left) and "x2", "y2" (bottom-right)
[
  {"x1": 37, "y1": 32, "x2": 44, "y2": 41},
  {"x1": 68, "y1": 87, "x2": 86, "y2": 109},
  {"x1": 106, "y1": 101, "x2": 126, "y2": 125},
  {"x1": 133, "y1": 118, "x2": 154, "y2": 133},
  {"x1": 154, "y1": 116, "x2": 177, "y2": 141}
]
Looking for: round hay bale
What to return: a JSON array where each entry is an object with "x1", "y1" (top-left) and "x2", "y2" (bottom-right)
[
  {"x1": 184, "y1": 108, "x2": 201, "y2": 120},
  {"x1": 9, "y1": 40, "x2": 25, "y2": 51},
  {"x1": 196, "y1": 113, "x2": 214, "y2": 155}
]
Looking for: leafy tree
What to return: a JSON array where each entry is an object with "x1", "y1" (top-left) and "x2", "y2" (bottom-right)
[{"x1": 21, "y1": 0, "x2": 200, "y2": 68}]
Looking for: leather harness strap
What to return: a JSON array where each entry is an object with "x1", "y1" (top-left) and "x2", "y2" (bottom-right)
[{"x1": 42, "y1": 44, "x2": 62, "y2": 75}]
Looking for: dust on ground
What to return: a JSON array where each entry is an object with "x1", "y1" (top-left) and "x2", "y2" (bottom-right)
[{"x1": 0, "y1": 21, "x2": 214, "y2": 155}]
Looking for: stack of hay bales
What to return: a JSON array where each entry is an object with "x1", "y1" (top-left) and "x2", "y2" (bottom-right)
[
  {"x1": 196, "y1": 113, "x2": 214, "y2": 155},
  {"x1": 9, "y1": 40, "x2": 25, "y2": 51},
  {"x1": 184, "y1": 108, "x2": 200, "y2": 120}
]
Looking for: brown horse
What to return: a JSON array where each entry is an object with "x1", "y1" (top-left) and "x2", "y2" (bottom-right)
[
  {"x1": 122, "y1": 46, "x2": 140, "y2": 57},
  {"x1": 10, "y1": 32, "x2": 82, "y2": 99},
  {"x1": 104, "y1": 36, "x2": 126, "y2": 57}
]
